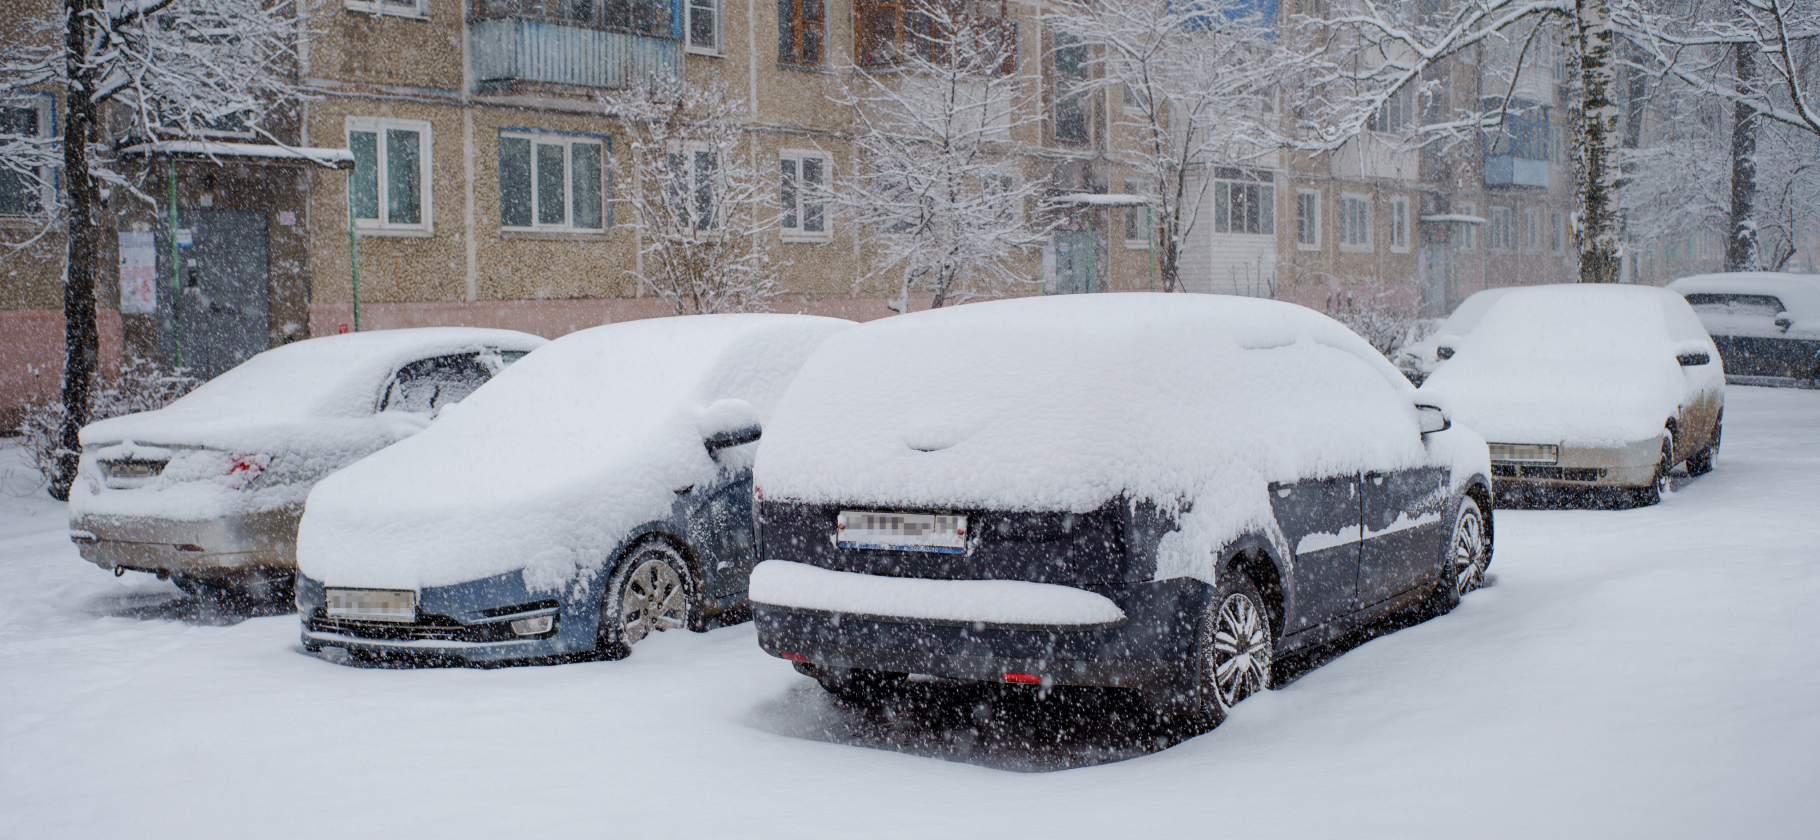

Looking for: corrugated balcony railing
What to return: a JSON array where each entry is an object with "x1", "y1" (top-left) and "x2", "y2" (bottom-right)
[
  {"x1": 1484, "y1": 155, "x2": 1549, "y2": 188},
  {"x1": 470, "y1": 17, "x2": 680, "y2": 90}
]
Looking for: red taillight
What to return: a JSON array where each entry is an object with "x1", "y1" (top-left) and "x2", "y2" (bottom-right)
[
  {"x1": 1003, "y1": 673, "x2": 1042, "y2": 685},
  {"x1": 172, "y1": 544, "x2": 205, "y2": 552},
  {"x1": 780, "y1": 652, "x2": 809, "y2": 663}
]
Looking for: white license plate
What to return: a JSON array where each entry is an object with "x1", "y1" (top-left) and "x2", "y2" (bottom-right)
[
  {"x1": 837, "y1": 511, "x2": 968, "y2": 554},
  {"x1": 1489, "y1": 443, "x2": 1559, "y2": 464},
  {"x1": 326, "y1": 588, "x2": 416, "y2": 622}
]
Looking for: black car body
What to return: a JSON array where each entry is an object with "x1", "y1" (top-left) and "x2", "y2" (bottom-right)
[{"x1": 748, "y1": 295, "x2": 1495, "y2": 719}]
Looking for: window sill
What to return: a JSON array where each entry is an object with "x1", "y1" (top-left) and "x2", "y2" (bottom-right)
[
  {"x1": 1122, "y1": 240, "x2": 1151, "y2": 251},
  {"x1": 500, "y1": 229, "x2": 612, "y2": 241},
  {"x1": 345, "y1": 4, "x2": 428, "y2": 20},
  {"x1": 686, "y1": 46, "x2": 723, "y2": 58},
  {"x1": 1338, "y1": 244, "x2": 1373, "y2": 254},
  {"x1": 1389, "y1": 246, "x2": 1411, "y2": 254},
  {"x1": 782, "y1": 233, "x2": 833, "y2": 244},
  {"x1": 1295, "y1": 242, "x2": 1321, "y2": 252},
  {"x1": 356, "y1": 226, "x2": 435, "y2": 238}
]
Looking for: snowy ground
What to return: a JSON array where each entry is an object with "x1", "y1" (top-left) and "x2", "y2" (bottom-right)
[{"x1": 3, "y1": 387, "x2": 1817, "y2": 839}]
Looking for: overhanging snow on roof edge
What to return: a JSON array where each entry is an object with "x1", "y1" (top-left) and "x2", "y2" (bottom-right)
[
  {"x1": 1051, "y1": 193, "x2": 1154, "y2": 206},
  {"x1": 1420, "y1": 214, "x2": 1488, "y2": 225},
  {"x1": 120, "y1": 140, "x2": 355, "y2": 169}
]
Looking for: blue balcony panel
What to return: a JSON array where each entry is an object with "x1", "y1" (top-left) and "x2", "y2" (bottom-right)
[{"x1": 1484, "y1": 155, "x2": 1548, "y2": 188}]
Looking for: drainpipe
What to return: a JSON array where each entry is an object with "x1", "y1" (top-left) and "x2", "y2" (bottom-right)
[
  {"x1": 167, "y1": 159, "x2": 182, "y2": 367},
  {"x1": 347, "y1": 172, "x2": 361, "y2": 332}
]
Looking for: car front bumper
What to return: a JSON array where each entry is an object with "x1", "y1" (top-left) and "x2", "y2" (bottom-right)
[
  {"x1": 296, "y1": 572, "x2": 600, "y2": 664},
  {"x1": 1490, "y1": 437, "x2": 1662, "y2": 489},
  {"x1": 70, "y1": 507, "x2": 300, "y2": 577},
  {"x1": 753, "y1": 577, "x2": 1206, "y2": 708}
]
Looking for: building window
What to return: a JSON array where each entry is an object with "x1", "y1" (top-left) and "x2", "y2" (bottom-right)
[
  {"x1": 1488, "y1": 204, "x2": 1514, "y2": 250},
  {"x1": 1214, "y1": 176, "x2": 1274, "y2": 235},
  {"x1": 780, "y1": 149, "x2": 828, "y2": 241},
  {"x1": 1124, "y1": 177, "x2": 1154, "y2": 249},
  {"x1": 347, "y1": 0, "x2": 427, "y2": 18},
  {"x1": 667, "y1": 144, "x2": 718, "y2": 231},
  {"x1": 1523, "y1": 206, "x2": 1540, "y2": 251},
  {"x1": 0, "y1": 98, "x2": 53, "y2": 218},
  {"x1": 1339, "y1": 193, "x2": 1371, "y2": 251},
  {"x1": 1389, "y1": 196, "x2": 1409, "y2": 251},
  {"x1": 857, "y1": 0, "x2": 1010, "y2": 67},
  {"x1": 1295, "y1": 188, "x2": 1320, "y2": 249},
  {"x1": 777, "y1": 0, "x2": 824, "y2": 65},
  {"x1": 499, "y1": 132, "x2": 607, "y2": 232},
  {"x1": 983, "y1": 172, "x2": 1019, "y2": 224},
  {"x1": 349, "y1": 118, "x2": 432, "y2": 233},
  {"x1": 1051, "y1": 30, "x2": 1090, "y2": 143},
  {"x1": 1458, "y1": 202, "x2": 1476, "y2": 250},
  {"x1": 1551, "y1": 211, "x2": 1563, "y2": 253},
  {"x1": 686, "y1": 0, "x2": 719, "y2": 53},
  {"x1": 1368, "y1": 86, "x2": 1415, "y2": 134}
]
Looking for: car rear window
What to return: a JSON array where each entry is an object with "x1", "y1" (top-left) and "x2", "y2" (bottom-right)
[
  {"x1": 381, "y1": 353, "x2": 493, "y2": 413},
  {"x1": 1684, "y1": 293, "x2": 1786, "y2": 317}
]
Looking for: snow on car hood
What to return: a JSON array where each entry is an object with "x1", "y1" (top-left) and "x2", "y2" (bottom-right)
[
  {"x1": 68, "y1": 329, "x2": 547, "y2": 521},
  {"x1": 296, "y1": 315, "x2": 853, "y2": 593},
  {"x1": 755, "y1": 294, "x2": 1481, "y2": 583},
  {"x1": 1416, "y1": 285, "x2": 1722, "y2": 446}
]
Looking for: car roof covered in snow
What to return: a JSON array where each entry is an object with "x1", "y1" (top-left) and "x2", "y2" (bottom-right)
[
  {"x1": 1667, "y1": 272, "x2": 1820, "y2": 321},
  {"x1": 79, "y1": 328, "x2": 549, "y2": 448},
  {"x1": 1415, "y1": 284, "x2": 1721, "y2": 446},
  {"x1": 296, "y1": 314, "x2": 854, "y2": 591},
  {"x1": 755, "y1": 293, "x2": 1442, "y2": 519}
]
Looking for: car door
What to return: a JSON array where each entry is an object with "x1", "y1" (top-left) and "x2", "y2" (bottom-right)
[
  {"x1": 1356, "y1": 467, "x2": 1451, "y2": 608},
  {"x1": 1269, "y1": 473, "x2": 1362, "y2": 632},
  {"x1": 687, "y1": 466, "x2": 759, "y2": 599}
]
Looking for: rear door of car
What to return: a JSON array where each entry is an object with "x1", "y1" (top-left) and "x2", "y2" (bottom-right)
[
  {"x1": 1269, "y1": 474, "x2": 1362, "y2": 632},
  {"x1": 1357, "y1": 466, "x2": 1450, "y2": 608}
]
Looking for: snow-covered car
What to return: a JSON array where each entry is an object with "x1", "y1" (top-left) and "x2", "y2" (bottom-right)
[
  {"x1": 69, "y1": 328, "x2": 548, "y2": 605},
  {"x1": 294, "y1": 314, "x2": 853, "y2": 665},
  {"x1": 1408, "y1": 284, "x2": 1723, "y2": 505},
  {"x1": 1666, "y1": 272, "x2": 1820, "y2": 389},
  {"x1": 746, "y1": 294, "x2": 1493, "y2": 723}
]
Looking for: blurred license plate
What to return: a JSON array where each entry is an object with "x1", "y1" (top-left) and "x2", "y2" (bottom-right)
[
  {"x1": 326, "y1": 588, "x2": 416, "y2": 622},
  {"x1": 837, "y1": 511, "x2": 967, "y2": 554},
  {"x1": 1489, "y1": 443, "x2": 1559, "y2": 464}
]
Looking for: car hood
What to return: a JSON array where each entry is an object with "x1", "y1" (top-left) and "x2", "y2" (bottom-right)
[{"x1": 1418, "y1": 356, "x2": 1696, "y2": 447}]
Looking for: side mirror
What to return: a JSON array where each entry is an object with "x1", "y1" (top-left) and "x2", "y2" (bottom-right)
[
  {"x1": 1677, "y1": 352, "x2": 1711, "y2": 367},
  {"x1": 1775, "y1": 316, "x2": 1793, "y2": 332},
  {"x1": 1435, "y1": 345, "x2": 1455, "y2": 361},
  {"x1": 1415, "y1": 404, "x2": 1450, "y2": 435},
  {"x1": 698, "y1": 398, "x2": 763, "y2": 458},
  {"x1": 705, "y1": 424, "x2": 762, "y2": 457}
]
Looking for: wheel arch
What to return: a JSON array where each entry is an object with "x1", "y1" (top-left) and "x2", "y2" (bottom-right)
[
  {"x1": 1463, "y1": 476, "x2": 1494, "y2": 568},
  {"x1": 1217, "y1": 536, "x2": 1288, "y2": 642}
]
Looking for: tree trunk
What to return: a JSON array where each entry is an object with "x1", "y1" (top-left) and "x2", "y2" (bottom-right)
[
  {"x1": 1574, "y1": 0, "x2": 1624, "y2": 283},
  {"x1": 51, "y1": 0, "x2": 99, "y2": 501},
  {"x1": 1726, "y1": 44, "x2": 1759, "y2": 273}
]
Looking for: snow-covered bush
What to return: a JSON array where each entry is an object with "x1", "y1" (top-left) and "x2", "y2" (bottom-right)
[
  {"x1": 1321, "y1": 288, "x2": 1435, "y2": 361},
  {"x1": 17, "y1": 359, "x2": 200, "y2": 496}
]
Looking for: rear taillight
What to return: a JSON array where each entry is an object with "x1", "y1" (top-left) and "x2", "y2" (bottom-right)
[
  {"x1": 780, "y1": 652, "x2": 809, "y2": 663},
  {"x1": 1002, "y1": 673, "x2": 1042, "y2": 685},
  {"x1": 214, "y1": 454, "x2": 269, "y2": 489}
]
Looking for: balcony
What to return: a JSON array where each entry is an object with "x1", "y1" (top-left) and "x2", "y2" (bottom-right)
[
  {"x1": 470, "y1": 14, "x2": 679, "y2": 91},
  {"x1": 1484, "y1": 155, "x2": 1549, "y2": 188}
]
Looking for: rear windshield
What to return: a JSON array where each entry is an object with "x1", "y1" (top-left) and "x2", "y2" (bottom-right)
[{"x1": 1684, "y1": 293, "x2": 1785, "y2": 317}]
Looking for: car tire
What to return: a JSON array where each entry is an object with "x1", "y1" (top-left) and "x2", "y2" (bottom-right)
[
  {"x1": 1632, "y1": 432, "x2": 1674, "y2": 507},
  {"x1": 808, "y1": 665, "x2": 908, "y2": 707},
  {"x1": 597, "y1": 541, "x2": 696, "y2": 660},
  {"x1": 1418, "y1": 495, "x2": 1489, "y2": 619},
  {"x1": 1195, "y1": 572, "x2": 1275, "y2": 726},
  {"x1": 1686, "y1": 410, "x2": 1721, "y2": 477}
]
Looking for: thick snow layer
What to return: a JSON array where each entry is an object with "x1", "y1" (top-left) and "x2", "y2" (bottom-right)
[
  {"x1": 1667, "y1": 272, "x2": 1820, "y2": 339},
  {"x1": 748, "y1": 560, "x2": 1126, "y2": 626},
  {"x1": 297, "y1": 315, "x2": 852, "y2": 592},
  {"x1": 2, "y1": 386, "x2": 1818, "y2": 838},
  {"x1": 67, "y1": 329, "x2": 546, "y2": 521},
  {"x1": 756, "y1": 294, "x2": 1472, "y2": 582},
  {"x1": 1415, "y1": 285, "x2": 1723, "y2": 446}
]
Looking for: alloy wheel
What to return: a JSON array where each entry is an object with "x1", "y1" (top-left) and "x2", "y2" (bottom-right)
[
  {"x1": 618, "y1": 558, "x2": 688, "y2": 644},
  {"x1": 1210, "y1": 592, "x2": 1271, "y2": 708},
  {"x1": 1450, "y1": 503, "x2": 1487, "y2": 597}
]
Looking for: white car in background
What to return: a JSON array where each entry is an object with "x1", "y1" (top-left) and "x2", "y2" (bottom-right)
[
  {"x1": 1407, "y1": 284, "x2": 1723, "y2": 506},
  {"x1": 1667, "y1": 272, "x2": 1820, "y2": 389},
  {"x1": 68, "y1": 328, "x2": 548, "y2": 606}
]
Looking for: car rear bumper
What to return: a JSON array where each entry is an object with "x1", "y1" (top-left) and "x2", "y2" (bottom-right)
[{"x1": 70, "y1": 508, "x2": 299, "y2": 576}]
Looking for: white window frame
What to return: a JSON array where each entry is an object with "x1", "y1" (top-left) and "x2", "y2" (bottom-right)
[
  {"x1": 1458, "y1": 202, "x2": 1476, "y2": 251},
  {"x1": 1213, "y1": 178, "x2": 1275, "y2": 236},
  {"x1": 345, "y1": 0, "x2": 428, "y2": 19},
  {"x1": 1124, "y1": 177, "x2": 1155, "y2": 249},
  {"x1": 669, "y1": 141, "x2": 720, "y2": 232},
  {"x1": 1388, "y1": 195, "x2": 1410, "y2": 252},
  {"x1": 0, "y1": 94, "x2": 54, "y2": 221},
  {"x1": 1339, "y1": 192, "x2": 1372, "y2": 252},
  {"x1": 498, "y1": 131, "x2": 609, "y2": 234},
  {"x1": 984, "y1": 172, "x2": 1021, "y2": 225},
  {"x1": 780, "y1": 148, "x2": 830, "y2": 242},
  {"x1": 347, "y1": 117, "x2": 433, "y2": 235},
  {"x1": 1294, "y1": 188, "x2": 1322, "y2": 250},
  {"x1": 1368, "y1": 86, "x2": 1415, "y2": 134},
  {"x1": 1489, "y1": 203, "x2": 1515, "y2": 250},
  {"x1": 686, "y1": 0, "x2": 721, "y2": 55}
]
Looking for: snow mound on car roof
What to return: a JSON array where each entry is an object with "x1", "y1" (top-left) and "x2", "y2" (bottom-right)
[
  {"x1": 297, "y1": 315, "x2": 853, "y2": 592},
  {"x1": 1416, "y1": 284, "x2": 1721, "y2": 446},
  {"x1": 755, "y1": 294, "x2": 1481, "y2": 580},
  {"x1": 79, "y1": 328, "x2": 548, "y2": 452}
]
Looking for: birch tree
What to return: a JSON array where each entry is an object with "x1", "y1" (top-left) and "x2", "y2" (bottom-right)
[
  {"x1": 1, "y1": 0, "x2": 310, "y2": 499},
  {"x1": 598, "y1": 75, "x2": 781, "y2": 315},
  {"x1": 1047, "y1": 0, "x2": 1289, "y2": 294},
  {"x1": 832, "y1": 0, "x2": 1046, "y2": 312}
]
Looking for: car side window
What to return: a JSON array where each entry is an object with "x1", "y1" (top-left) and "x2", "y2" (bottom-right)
[
  {"x1": 1683, "y1": 293, "x2": 1785, "y2": 318},
  {"x1": 381, "y1": 353, "x2": 493, "y2": 414}
]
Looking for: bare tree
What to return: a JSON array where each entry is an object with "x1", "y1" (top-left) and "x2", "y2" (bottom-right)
[
  {"x1": 1047, "y1": 0, "x2": 1289, "y2": 294},
  {"x1": 1, "y1": 0, "x2": 310, "y2": 499},
  {"x1": 832, "y1": 0, "x2": 1047, "y2": 312},
  {"x1": 598, "y1": 75, "x2": 782, "y2": 316}
]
